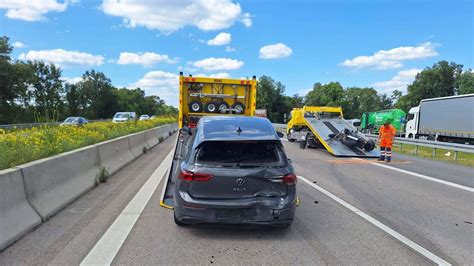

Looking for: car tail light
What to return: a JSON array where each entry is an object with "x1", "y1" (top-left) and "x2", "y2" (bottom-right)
[
  {"x1": 283, "y1": 173, "x2": 297, "y2": 185},
  {"x1": 178, "y1": 170, "x2": 213, "y2": 182}
]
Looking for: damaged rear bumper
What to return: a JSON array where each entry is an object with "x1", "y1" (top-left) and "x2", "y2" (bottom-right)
[{"x1": 174, "y1": 191, "x2": 296, "y2": 227}]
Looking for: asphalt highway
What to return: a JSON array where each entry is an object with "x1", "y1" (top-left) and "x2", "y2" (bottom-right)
[{"x1": 1, "y1": 135, "x2": 472, "y2": 265}]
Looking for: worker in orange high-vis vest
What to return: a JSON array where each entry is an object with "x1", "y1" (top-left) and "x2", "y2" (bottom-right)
[{"x1": 378, "y1": 118, "x2": 396, "y2": 162}]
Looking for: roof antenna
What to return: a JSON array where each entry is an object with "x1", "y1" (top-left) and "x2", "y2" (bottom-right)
[{"x1": 236, "y1": 126, "x2": 242, "y2": 135}]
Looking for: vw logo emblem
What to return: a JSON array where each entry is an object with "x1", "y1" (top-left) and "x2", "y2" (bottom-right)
[{"x1": 235, "y1": 178, "x2": 245, "y2": 186}]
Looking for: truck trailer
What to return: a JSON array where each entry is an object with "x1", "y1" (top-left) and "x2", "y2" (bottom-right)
[
  {"x1": 178, "y1": 72, "x2": 257, "y2": 128},
  {"x1": 405, "y1": 94, "x2": 474, "y2": 144},
  {"x1": 361, "y1": 109, "x2": 406, "y2": 135}
]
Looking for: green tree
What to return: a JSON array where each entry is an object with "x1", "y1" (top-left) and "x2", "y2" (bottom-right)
[
  {"x1": 398, "y1": 61, "x2": 463, "y2": 111},
  {"x1": 28, "y1": 61, "x2": 64, "y2": 121},
  {"x1": 256, "y1": 76, "x2": 292, "y2": 122},
  {"x1": 305, "y1": 82, "x2": 344, "y2": 107},
  {"x1": 77, "y1": 70, "x2": 118, "y2": 119},
  {"x1": 456, "y1": 70, "x2": 474, "y2": 94},
  {"x1": 65, "y1": 83, "x2": 80, "y2": 116},
  {"x1": 289, "y1": 94, "x2": 304, "y2": 108},
  {"x1": 342, "y1": 87, "x2": 384, "y2": 119},
  {"x1": 0, "y1": 36, "x2": 16, "y2": 123}
]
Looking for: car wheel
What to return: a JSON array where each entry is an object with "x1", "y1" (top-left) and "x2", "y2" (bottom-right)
[
  {"x1": 204, "y1": 102, "x2": 218, "y2": 113},
  {"x1": 189, "y1": 101, "x2": 203, "y2": 113},
  {"x1": 217, "y1": 101, "x2": 230, "y2": 113},
  {"x1": 363, "y1": 139, "x2": 376, "y2": 151},
  {"x1": 299, "y1": 139, "x2": 307, "y2": 149},
  {"x1": 231, "y1": 102, "x2": 245, "y2": 114}
]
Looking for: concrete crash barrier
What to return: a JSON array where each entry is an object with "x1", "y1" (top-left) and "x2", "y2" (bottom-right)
[
  {"x1": 155, "y1": 125, "x2": 167, "y2": 140},
  {"x1": 128, "y1": 131, "x2": 150, "y2": 157},
  {"x1": 97, "y1": 136, "x2": 135, "y2": 175},
  {"x1": 155, "y1": 123, "x2": 177, "y2": 141},
  {"x1": 0, "y1": 168, "x2": 41, "y2": 250},
  {"x1": 145, "y1": 128, "x2": 159, "y2": 148},
  {"x1": 19, "y1": 145, "x2": 101, "y2": 221}
]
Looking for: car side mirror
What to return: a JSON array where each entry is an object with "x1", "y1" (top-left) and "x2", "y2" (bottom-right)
[
  {"x1": 179, "y1": 127, "x2": 192, "y2": 135},
  {"x1": 287, "y1": 158, "x2": 292, "y2": 164},
  {"x1": 277, "y1": 131, "x2": 284, "y2": 138}
]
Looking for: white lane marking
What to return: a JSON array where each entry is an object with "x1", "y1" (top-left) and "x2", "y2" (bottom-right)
[
  {"x1": 353, "y1": 158, "x2": 473, "y2": 192},
  {"x1": 298, "y1": 175, "x2": 451, "y2": 266},
  {"x1": 81, "y1": 149, "x2": 174, "y2": 266}
]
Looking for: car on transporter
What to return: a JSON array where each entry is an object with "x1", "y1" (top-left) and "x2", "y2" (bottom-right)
[{"x1": 173, "y1": 116, "x2": 297, "y2": 227}]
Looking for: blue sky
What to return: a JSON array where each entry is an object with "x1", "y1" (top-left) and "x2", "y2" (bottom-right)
[{"x1": 1, "y1": 0, "x2": 472, "y2": 106}]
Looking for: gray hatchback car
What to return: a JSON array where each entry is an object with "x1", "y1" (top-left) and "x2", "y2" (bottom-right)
[{"x1": 173, "y1": 116, "x2": 297, "y2": 227}]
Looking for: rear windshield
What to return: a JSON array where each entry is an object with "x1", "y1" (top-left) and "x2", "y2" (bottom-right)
[
  {"x1": 114, "y1": 113, "x2": 130, "y2": 119},
  {"x1": 64, "y1": 117, "x2": 78, "y2": 123},
  {"x1": 195, "y1": 141, "x2": 285, "y2": 167}
]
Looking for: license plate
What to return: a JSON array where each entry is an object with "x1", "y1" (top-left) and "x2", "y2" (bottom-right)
[{"x1": 216, "y1": 209, "x2": 257, "y2": 220}]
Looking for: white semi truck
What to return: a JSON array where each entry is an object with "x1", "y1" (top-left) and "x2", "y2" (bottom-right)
[{"x1": 405, "y1": 94, "x2": 474, "y2": 144}]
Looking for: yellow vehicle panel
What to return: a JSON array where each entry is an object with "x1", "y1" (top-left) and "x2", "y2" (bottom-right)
[
  {"x1": 287, "y1": 106, "x2": 343, "y2": 134},
  {"x1": 179, "y1": 73, "x2": 257, "y2": 128}
]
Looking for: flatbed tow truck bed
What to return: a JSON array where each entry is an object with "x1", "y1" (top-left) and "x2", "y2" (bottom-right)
[
  {"x1": 287, "y1": 106, "x2": 379, "y2": 158},
  {"x1": 160, "y1": 133, "x2": 189, "y2": 209},
  {"x1": 304, "y1": 116, "x2": 379, "y2": 157}
]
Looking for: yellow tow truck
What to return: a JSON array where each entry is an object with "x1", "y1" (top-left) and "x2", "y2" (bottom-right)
[
  {"x1": 286, "y1": 106, "x2": 378, "y2": 157},
  {"x1": 178, "y1": 72, "x2": 257, "y2": 128}
]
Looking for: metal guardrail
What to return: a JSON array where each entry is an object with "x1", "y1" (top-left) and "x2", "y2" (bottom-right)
[
  {"x1": 272, "y1": 123, "x2": 287, "y2": 133},
  {"x1": 272, "y1": 123, "x2": 473, "y2": 161},
  {"x1": 364, "y1": 134, "x2": 474, "y2": 161},
  {"x1": 0, "y1": 119, "x2": 110, "y2": 130},
  {"x1": 0, "y1": 122, "x2": 61, "y2": 130}
]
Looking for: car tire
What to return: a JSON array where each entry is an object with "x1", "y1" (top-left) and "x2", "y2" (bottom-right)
[
  {"x1": 231, "y1": 102, "x2": 245, "y2": 114},
  {"x1": 341, "y1": 137, "x2": 358, "y2": 148},
  {"x1": 189, "y1": 101, "x2": 203, "y2": 113},
  {"x1": 216, "y1": 101, "x2": 230, "y2": 113},
  {"x1": 299, "y1": 139, "x2": 306, "y2": 149},
  {"x1": 363, "y1": 139, "x2": 376, "y2": 151},
  {"x1": 204, "y1": 102, "x2": 218, "y2": 113}
]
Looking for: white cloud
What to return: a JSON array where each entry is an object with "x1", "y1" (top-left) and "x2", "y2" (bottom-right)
[
  {"x1": 193, "y1": 57, "x2": 244, "y2": 71},
  {"x1": 195, "y1": 72, "x2": 231, "y2": 78},
  {"x1": 341, "y1": 42, "x2": 438, "y2": 70},
  {"x1": 62, "y1": 76, "x2": 82, "y2": 84},
  {"x1": 19, "y1": 49, "x2": 104, "y2": 67},
  {"x1": 0, "y1": 0, "x2": 67, "y2": 21},
  {"x1": 207, "y1": 32, "x2": 231, "y2": 46},
  {"x1": 372, "y1": 68, "x2": 422, "y2": 94},
  {"x1": 101, "y1": 0, "x2": 251, "y2": 33},
  {"x1": 12, "y1": 41, "x2": 26, "y2": 48},
  {"x1": 241, "y1": 12, "x2": 252, "y2": 27},
  {"x1": 117, "y1": 52, "x2": 177, "y2": 67},
  {"x1": 130, "y1": 70, "x2": 179, "y2": 106},
  {"x1": 297, "y1": 88, "x2": 311, "y2": 96},
  {"x1": 210, "y1": 73, "x2": 231, "y2": 78},
  {"x1": 225, "y1": 46, "x2": 236, "y2": 52},
  {"x1": 259, "y1": 43, "x2": 293, "y2": 59}
]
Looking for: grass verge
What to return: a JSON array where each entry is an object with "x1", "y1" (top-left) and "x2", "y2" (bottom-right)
[
  {"x1": 392, "y1": 143, "x2": 474, "y2": 167},
  {"x1": 0, "y1": 116, "x2": 176, "y2": 170}
]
